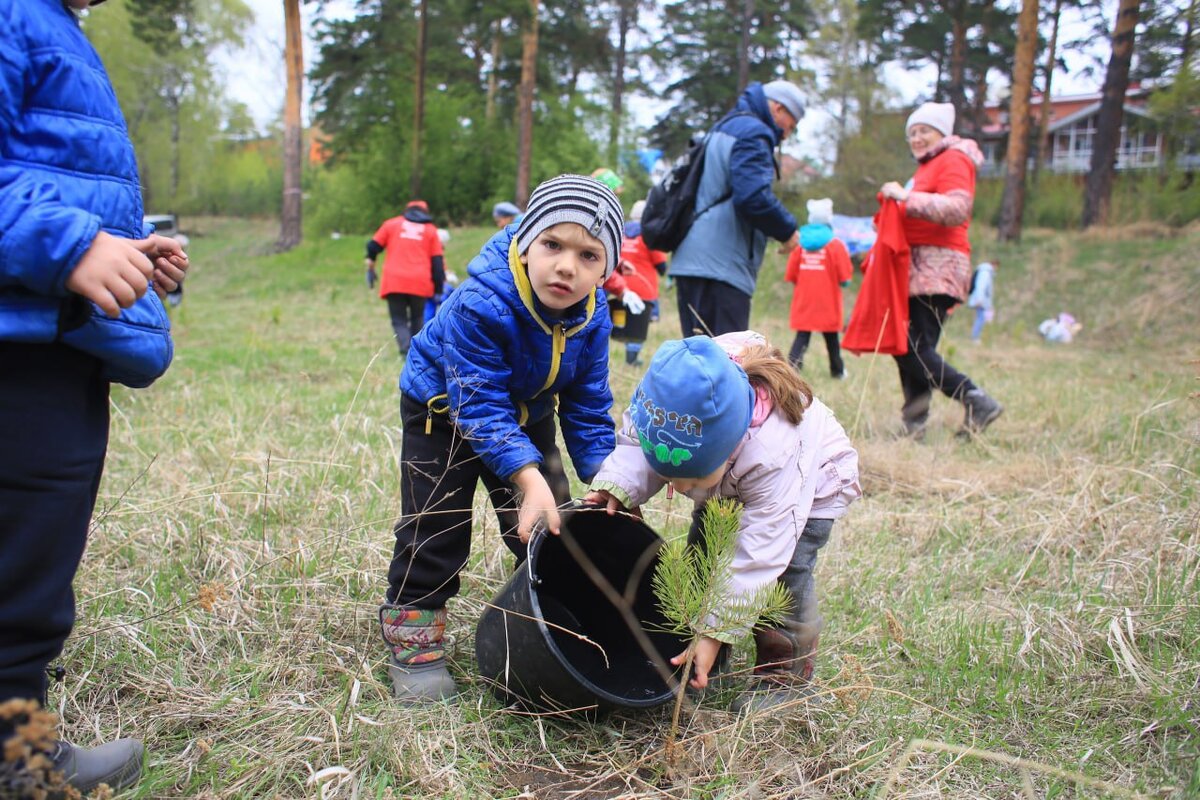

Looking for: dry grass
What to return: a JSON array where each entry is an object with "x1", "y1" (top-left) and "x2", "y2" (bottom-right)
[{"x1": 38, "y1": 218, "x2": 1199, "y2": 798}]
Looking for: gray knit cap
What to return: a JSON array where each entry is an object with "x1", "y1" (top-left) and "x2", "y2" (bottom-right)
[{"x1": 515, "y1": 174, "x2": 624, "y2": 278}]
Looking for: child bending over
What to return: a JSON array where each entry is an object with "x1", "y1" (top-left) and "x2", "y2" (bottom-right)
[{"x1": 587, "y1": 331, "x2": 861, "y2": 712}]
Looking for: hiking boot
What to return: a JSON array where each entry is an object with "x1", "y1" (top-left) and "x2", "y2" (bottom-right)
[
  {"x1": 958, "y1": 388, "x2": 1003, "y2": 438},
  {"x1": 900, "y1": 392, "x2": 932, "y2": 440},
  {"x1": 49, "y1": 738, "x2": 144, "y2": 796},
  {"x1": 729, "y1": 674, "x2": 820, "y2": 714},
  {"x1": 379, "y1": 604, "x2": 458, "y2": 703},
  {"x1": 729, "y1": 627, "x2": 820, "y2": 715}
]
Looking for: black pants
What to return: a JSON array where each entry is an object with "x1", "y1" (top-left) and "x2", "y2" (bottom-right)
[
  {"x1": 893, "y1": 295, "x2": 976, "y2": 408},
  {"x1": 789, "y1": 331, "x2": 845, "y2": 377},
  {"x1": 385, "y1": 293, "x2": 427, "y2": 354},
  {"x1": 675, "y1": 276, "x2": 752, "y2": 338},
  {"x1": 386, "y1": 394, "x2": 572, "y2": 609},
  {"x1": 0, "y1": 343, "x2": 109, "y2": 712}
]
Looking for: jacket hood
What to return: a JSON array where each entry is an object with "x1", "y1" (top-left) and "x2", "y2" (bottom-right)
[
  {"x1": 403, "y1": 206, "x2": 433, "y2": 224},
  {"x1": 800, "y1": 223, "x2": 834, "y2": 252},
  {"x1": 918, "y1": 135, "x2": 985, "y2": 167},
  {"x1": 734, "y1": 82, "x2": 782, "y2": 144},
  {"x1": 624, "y1": 220, "x2": 642, "y2": 238},
  {"x1": 467, "y1": 228, "x2": 596, "y2": 334}
]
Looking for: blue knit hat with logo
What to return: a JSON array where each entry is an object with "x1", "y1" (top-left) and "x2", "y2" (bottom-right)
[{"x1": 630, "y1": 336, "x2": 755, "y2": 478}]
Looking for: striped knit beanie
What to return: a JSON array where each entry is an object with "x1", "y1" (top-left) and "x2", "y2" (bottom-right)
[{"x1": 516, "y1": 174, "x2": 624, "y2": 278}]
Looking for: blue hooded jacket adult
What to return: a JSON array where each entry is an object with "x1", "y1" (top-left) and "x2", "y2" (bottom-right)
[
  {"x1": 400, "y1": 225, "x2": 616, "y2": 483},
  {"x1": 0, "y1": 0, "x2": 172, "y2": 388},
  {"x1": 668, "y1": 82, "x2": 798, "y2": 297}
]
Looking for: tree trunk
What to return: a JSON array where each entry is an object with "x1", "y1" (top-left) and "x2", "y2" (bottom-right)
[
  {"x1": 515, "y1": 0, "x2": 539, "y2": 207},
  {"x1": 610, "y1": 1, "x2": 631, "y2": 166},
  {"x1": 1032, "y1": 0, "x2": 1063, "y2": 181},
  {"x1": 278, "y1": 0, "x2": 304, "y2": 252},
  {"x1": 486, "y1": 19, "x2": 501, "y2": 123},
  {"x1": 1082, "y1": 0, "x2": 1141, "y2": 229},
  {"x1": 737, "y1": 0, "x2": 755, "y2": 93},
  {"x1": 410, "y1": 0, "x2": 427, "y2": 198},
  {"x1": 997, "y1": 0, "x2": 1040, "y2": 242},
  {"x1": 948, "y1": 0, "x2": 968, "y2": 119}
]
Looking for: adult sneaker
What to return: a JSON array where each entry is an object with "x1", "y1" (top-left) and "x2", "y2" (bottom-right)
[
  {"x1": 958, "y1": 388, "x2": 1003, "y2": 437},
  {"x1": 49, "y1": 738, "x2": 144, "y2": 796}
]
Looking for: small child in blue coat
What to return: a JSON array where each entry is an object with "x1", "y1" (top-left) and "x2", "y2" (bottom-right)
[{"x1": 379, "y1": 175, "x2": 624, "y2": 704}]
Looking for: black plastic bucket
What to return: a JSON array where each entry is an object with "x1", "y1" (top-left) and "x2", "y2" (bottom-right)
[{"x1": 475, "y1": 507, "x2": 688, "y2": 713}]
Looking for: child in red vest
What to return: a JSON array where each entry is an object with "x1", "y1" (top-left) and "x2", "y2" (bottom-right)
[
  {"x1": 784, "y1": 199, "x2": 852, "y2": 379},
  {"x1": 365, "y1": 200, "x2": 445, "y2": 354},
  {"x1": 609, "y1": 200, "x2": 668, "y2": 365}
]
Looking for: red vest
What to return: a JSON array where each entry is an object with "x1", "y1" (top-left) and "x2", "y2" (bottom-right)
[{"x1": 784, "y1": 239, "x2": 852, "y2": 332}]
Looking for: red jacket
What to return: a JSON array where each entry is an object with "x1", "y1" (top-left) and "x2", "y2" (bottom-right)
[
  {"x1": 784, "y1": 237, "x2": 852, "y2": 332},
  {"x1": 618, "y1": 234, "x2": 667, "y2": 300},
  {"x1": 902, "y1": 144, "x2": 976, "y2": 254},
  {"x1": 842, "y1": 198, "x2": 910, "y2": 356},
  {"x1": 372, "y1": 214, "x2": 444, "y2": 298}
]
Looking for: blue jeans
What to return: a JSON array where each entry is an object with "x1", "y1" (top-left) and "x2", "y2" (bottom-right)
[{"x1": 971, "y1": 306, "x2": 988, "y2": 341}]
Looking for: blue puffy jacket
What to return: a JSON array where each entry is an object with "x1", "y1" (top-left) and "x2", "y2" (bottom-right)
[
  {"x1": 0, "y1": 0, "x2": 172, "y2": 388},
  {"x1": 669, "y1": 82, "x2": 798, "y2": 297},
  {"x1": 401, "y1": 226, "x2": 616, "y2": 482}
]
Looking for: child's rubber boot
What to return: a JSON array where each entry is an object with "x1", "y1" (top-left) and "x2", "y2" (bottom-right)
[
  {"x1": 729, "y1": 623, "x2": 821, "y2": 714},
  {"x1": 49, "y1": 738, "x2": 144, "y2": 797},
  {"x1": 957, "y1": 388, "x2": 1003, "y2": 438},
  {"x1": 379, "y1": 604, "x2": 457, "y2": 704}
]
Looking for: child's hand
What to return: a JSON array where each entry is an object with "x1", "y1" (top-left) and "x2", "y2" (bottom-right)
[
  {"x1": 670, "y1": 636, "x2": 723, "y2": 690},
  {"x1": 513, "y1": 466, "x2": 561, "y2": 543},
  {"x1": 134, "y1": 234, "x2": 189, "y2": 297},
  {"x1": 66, "y1": 231, "x2": 155, "y2": 318},
  {"x1": 583, "y1": 489, "x2": 625, "y2": 515}
]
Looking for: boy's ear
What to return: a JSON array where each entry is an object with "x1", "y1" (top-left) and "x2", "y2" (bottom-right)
[{"x1": 518, "y1": 252, "x2": 528, "y2": 265}]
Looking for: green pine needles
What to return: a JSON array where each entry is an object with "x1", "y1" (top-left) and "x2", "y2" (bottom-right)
[
  {"x1": 652, "y1": 498, "x2": 793, "y2": 769},
  {"x1": 653, "y1": 498, "x2": 793, "y2": 644}
]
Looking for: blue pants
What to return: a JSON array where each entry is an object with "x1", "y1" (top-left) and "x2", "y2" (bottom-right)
[
  {"x1": 0, "y1": 343, "x2": 109, "y2": 711},
  {"x1": 971, "y1": 306, "x2": 988, "y2": 341}
]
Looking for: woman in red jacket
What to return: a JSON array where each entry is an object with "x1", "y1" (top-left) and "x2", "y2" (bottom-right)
[{"x1": 879, "y1": 102, "x2": 1002, "y2": 439}]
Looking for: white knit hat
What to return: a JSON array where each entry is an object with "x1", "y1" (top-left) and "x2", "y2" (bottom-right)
[
  {"x1": 630, "y1": 199, "x2": 647, "y2": 222},
  {"x1": 806, "y1": 198, "x2": 833, "y2": 226},
  {"x1": 516, "y1": 174, "x2": 625, "y2": 278},
  {"x1": 905, "y1": 102, "x2": 955, "y2": 137}
]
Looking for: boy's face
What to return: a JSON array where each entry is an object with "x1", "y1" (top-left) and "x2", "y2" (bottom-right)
[{"x1": 520, "y1": 223, "x2": 607, "y2": 312}]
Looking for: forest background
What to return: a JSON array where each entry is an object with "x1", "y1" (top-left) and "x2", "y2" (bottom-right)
[{"x1": 82, "y1": 0, "x2": 1199, "y2": 239}]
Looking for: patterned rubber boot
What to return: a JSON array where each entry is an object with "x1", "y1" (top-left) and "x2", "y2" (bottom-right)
[{"x1": 379, "y1": 604, "x2": 457, "y2": 704}]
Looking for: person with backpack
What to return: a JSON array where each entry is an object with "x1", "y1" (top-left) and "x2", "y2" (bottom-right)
[{"x1": 660, "y1": 81, "x2": 804, "y2": 338}]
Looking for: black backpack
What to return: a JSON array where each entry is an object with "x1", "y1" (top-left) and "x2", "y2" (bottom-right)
[
  {"x1": 640, "y1": 134, "x2": 711, "y2": 251},
  {"x1": 641, "y1": 112, "x2": 755, "y2": 252}
]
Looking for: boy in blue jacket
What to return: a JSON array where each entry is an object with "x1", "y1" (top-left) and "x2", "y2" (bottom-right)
[
  {"x1": 1, "y1": 0, "x2": 188, "y2": 795},
  {"x1": 380, "y1": 174, "x2": 623, "y2": 703}
]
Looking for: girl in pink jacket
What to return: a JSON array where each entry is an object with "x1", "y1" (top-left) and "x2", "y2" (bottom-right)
[{"x1": 586, "y1": 331, "x2": 860, "y2": 712}]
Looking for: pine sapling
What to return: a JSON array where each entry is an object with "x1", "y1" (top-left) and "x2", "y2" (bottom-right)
[{"x1": 652, "y1": 498, "x2": 792, "y2": 768}]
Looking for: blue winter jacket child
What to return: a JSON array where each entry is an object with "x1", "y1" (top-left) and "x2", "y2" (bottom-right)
[
  {"x1": 400, "y1": 225, "x2": 616, "y2": 483},
  {"x1": 0, "y1": 0, "x2": 173, "y2": 388}
]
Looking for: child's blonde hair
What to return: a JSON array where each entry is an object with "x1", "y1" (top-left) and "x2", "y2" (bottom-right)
[{"x1": 738, "y1": 343, "x2": 813, "y2": 425}]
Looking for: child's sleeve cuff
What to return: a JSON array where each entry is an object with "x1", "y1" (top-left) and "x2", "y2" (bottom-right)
[{"x1": 587, "y1": 480, "x2": 633, "y2": 510}]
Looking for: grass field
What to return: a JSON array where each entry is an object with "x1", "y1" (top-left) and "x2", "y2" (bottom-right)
[{"x1": 56, "y1": 217, "x2": 1198, "y2": 798}]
